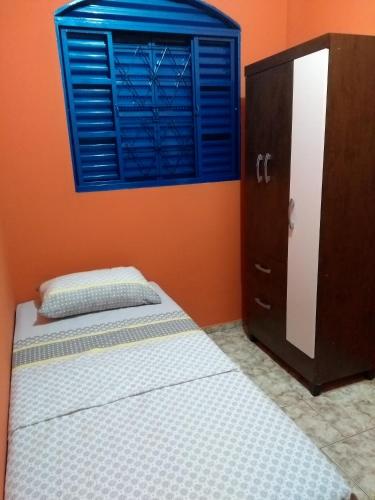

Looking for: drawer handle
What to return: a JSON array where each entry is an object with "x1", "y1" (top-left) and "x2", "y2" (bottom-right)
[
  {"x1": 264, "y1": 153, "x2": 272, "y2": 183},
  {"x1": 256, "y1": 154, "x2": 264, "y2": 183},
  {"x1": 254, "y1": 297, "x2": 272, "y2": 310},
  {"x1": 255, "y1": 263, "x2": 271, "y2": 274}
]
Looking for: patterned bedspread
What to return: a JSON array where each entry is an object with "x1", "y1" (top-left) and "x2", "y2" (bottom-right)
[
  {"x1": 6, "y1": 308, "x2": 351, "y2": 500},
  {"x1": 10, "y1": 311, "x2": 236, "y2": 432}
]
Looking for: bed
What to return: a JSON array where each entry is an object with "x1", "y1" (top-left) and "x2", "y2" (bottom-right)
[{"x1": 6, "y1": 283, "x2": 351, "y2": 499}]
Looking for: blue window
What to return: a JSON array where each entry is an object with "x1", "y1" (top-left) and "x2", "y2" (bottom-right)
[{"x1": 55, "y1": 0, "x2": 240, "y2": 191}]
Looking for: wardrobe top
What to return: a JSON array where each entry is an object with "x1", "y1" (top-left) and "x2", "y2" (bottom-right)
[{"x1": 245, "y1": 33, "x2": 375, "y2": 76}]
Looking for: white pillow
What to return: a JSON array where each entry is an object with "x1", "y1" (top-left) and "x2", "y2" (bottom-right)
[{"x1": 38, "y1": 267, "x2": 161, "y2": 319}]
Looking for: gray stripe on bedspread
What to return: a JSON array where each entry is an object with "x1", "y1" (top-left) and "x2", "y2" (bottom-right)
[
  {"x1": 14, "y1": 310, "x2": 188, "y2": 349},
  {"x1": 13, "y1": 317, "x2": 198, "y2": 368}
]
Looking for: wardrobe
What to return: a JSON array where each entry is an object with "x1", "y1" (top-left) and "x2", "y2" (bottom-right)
[{"x1": 243, "y1": 34, "x2": 375, "y2": 395}]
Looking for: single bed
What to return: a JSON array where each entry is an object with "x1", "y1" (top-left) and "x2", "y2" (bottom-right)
[{"x1": 6, "y1": 283, "x2": 351, "y2": 500}]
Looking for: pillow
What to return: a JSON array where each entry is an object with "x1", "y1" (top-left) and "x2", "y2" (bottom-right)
[{"x1": 38, "y1": 267, "x2": 161, "y2": 319}]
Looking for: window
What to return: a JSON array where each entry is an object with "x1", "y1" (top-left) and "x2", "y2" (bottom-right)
[{"x1": 56, "y1": 0, "x2": 240, "y2": 191}]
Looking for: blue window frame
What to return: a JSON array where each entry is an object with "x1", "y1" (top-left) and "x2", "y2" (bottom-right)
[{"x1": 55, "y1": 0, "x2": 240, "y2": 191}]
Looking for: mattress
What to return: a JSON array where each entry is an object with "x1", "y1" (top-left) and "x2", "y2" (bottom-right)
[{"x1": 7, "y1": 284, "x2": 351, "y2": 500}]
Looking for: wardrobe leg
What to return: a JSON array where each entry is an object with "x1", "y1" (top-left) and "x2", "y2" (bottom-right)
[
  {"x1": 309, "y1": 383, "x2": 322, "y2": 397},
  {"x1": 364, "y1": 370, "x2": 375, "y2": 380}
]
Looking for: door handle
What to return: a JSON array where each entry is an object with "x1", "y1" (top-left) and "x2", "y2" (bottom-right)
[
  {"x1": 256, "y1": 154, "x2": 264, "y2": 183},
  {"x1": 264, "y1": 153, "x2": 272, "y2": 183},
  {"x1": 254, "y1": 263, "x2": 271, "y2": 274},
  {"x1": 254, "y1": 297, "x2": 272, "y2": 310},
  {"x1": 289, "y1": 198, "x2": 295, "y2": 230}
]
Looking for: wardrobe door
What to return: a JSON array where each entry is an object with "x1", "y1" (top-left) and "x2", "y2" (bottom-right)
[
  {"x1": 244, "y1": 62, "x2": 293, "y2": 348},
  {"x1": 244, "y1": 70, "x2": 268, "y2": 262},
  {"x1": 244, "y1": 63, "x2": 293, "y2": 263},
  {"x1": 286, "y1": 49, "x2": 329, "y2": 359}
]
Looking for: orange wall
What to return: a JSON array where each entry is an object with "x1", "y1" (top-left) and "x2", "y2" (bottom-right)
[
  {"x1": 0, "y1": 0, "x2": 374, "y2": 495},
  {"x1": 287, "y1": 0, "x2": 375, "y2": 46},
  {"x1": 0, "y1": 0, "x2": 287, "y2": 328},
  {"x1": 0, "y1": 222, "x2": 15, "y2": 498}
]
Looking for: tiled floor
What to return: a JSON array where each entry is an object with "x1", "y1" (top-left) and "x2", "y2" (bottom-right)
[{"x1": 207, "y1": 325, "x2": 375, "y2": 500}]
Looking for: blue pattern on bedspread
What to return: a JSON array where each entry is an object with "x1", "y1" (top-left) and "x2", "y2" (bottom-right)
[
  {"x1": 6, "y1": 307, "x2": 351, "y2": 500},
  {"x1": 10, "y1": 331, "x2": 236, "y2": 432}
]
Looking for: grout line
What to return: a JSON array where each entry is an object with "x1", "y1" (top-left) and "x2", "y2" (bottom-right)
[
  {"x1": 352, "y1": 483, "x2": 370, "y2": 499},
  {"x1": 301, "y1": 399, "x2": 375, "y2": 448},
  {"x1": 279, "y1": 397, "x2": 373, "y2": 496},
  {"x1": 305, "y1": 400, "x2": 375, "y2": 449},
  {"x1": 320, "y1": 423, "x2": 375, "y2": 450},
  {"x1": 323, "y1": 456, "x2": 371, "y2": 498},
  {"x1": 302, "y1": 397, "x2": 375, "y2": 444}
]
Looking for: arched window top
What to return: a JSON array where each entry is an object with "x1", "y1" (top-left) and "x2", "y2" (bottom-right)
[
  {"x1": 55, "y1": 0, "x2": 240, "y2": 37},
  {"x1": 55, "y1": 0, "x2": 240, "y2": 191}
]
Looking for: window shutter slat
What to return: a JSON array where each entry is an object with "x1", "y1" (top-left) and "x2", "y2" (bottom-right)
[
  {"x1": 61, "y1": 30, "x2": 122, "y2": 187},
  {"x1": 196, "y1": 38, "x2": 238, "y2": 179}
]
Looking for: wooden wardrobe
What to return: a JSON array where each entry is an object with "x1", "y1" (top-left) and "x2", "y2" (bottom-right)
[{"x1": 243, "y1": 34, "x2": 375, "y2": 395}]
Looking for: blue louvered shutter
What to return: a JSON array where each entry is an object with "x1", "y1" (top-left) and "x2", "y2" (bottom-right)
[
  {"x1": 59, "y1": 27, "x2": 239, "y2": 190},
  {"x1": 60, "y1": 30, "x2": 123, "y2": 186},
  {"x1": 195, "y1": 38, "x2": 237, "y2": 179},
  {"x1": 113, "y1": 34, "x2": 196, "y2": 182}
]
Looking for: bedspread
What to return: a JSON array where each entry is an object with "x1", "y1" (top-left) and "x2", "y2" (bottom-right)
[
  {"x1": 10, "y1": 311, "x2": 236, "y2": 432},
  {"x1": 6, "y1": 300, "x2": 351, "y2": 500}
]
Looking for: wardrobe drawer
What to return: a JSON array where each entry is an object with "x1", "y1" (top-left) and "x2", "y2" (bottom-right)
[
  {"x1": 244, "y1": 257, "x2": 287, "y2": 347},
  {"x1": 245, "y1": 256, "x2": 286, "y2": 291}
]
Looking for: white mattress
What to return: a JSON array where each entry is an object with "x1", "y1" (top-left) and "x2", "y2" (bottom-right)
[{"x1": 14, "y1": 282, "x2": 180, "y2": 343}]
